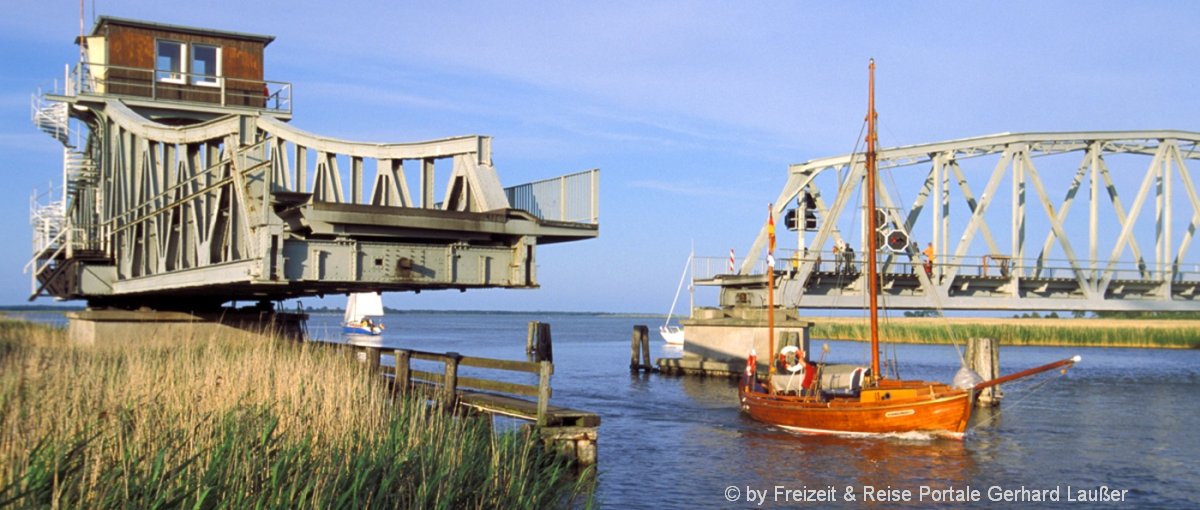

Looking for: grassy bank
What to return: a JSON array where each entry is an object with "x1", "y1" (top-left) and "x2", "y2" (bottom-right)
[
  {"x1": 0, "y1": 320, "x2": 591, "y2": 509},
  {"x1": 808, "y1": 316, "x2": 1200, "y2": 349}
]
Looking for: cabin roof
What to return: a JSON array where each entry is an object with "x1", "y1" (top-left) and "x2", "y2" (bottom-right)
[{"x1": 89, "y1": 16, "x2": 275, "y2": 46}]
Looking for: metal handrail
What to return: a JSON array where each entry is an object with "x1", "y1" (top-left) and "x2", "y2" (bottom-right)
[
  {"x1": 691, "y1": 251, "x2": 1193, "y2": 282},
  {"x1": 56, "y1": 61, "x2": 292, "y2": 114},
  {"x1": 504, "y1": 168, "x2": 599, "y2": 224}
]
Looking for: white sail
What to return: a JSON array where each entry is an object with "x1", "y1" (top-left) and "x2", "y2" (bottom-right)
[{"x1": 345, "y1": 292, "x2": 384, "y2": 322}]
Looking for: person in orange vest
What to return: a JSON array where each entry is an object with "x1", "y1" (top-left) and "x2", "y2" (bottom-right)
[{"x1": 923, "y1": 242, "x2": 935, "y2": 276}]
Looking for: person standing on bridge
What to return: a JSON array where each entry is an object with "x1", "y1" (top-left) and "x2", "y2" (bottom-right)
[{"x1": 923, "y1": 242, "x2": 935, "y2": 276}]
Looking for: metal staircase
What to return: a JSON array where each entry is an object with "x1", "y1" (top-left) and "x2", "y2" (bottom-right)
[
  {"x1": 31, "y1": 93, "x2": 70, "y2": 146},
  {"x1": 26, "y1": 91, "x2": 99, "y2": 299}
]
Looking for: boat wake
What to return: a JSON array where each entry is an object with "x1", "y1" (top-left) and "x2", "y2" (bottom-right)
[{"x1": 775, "y1": 425, "x2": 954, "y2": 442}]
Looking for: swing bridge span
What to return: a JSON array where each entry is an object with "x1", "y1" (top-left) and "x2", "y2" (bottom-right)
[
  {"x1": 26, "y1": 23, "x2": 598, "y2": 310},
  {"x1": 704, "y1": 131, "x2": 1200, "y2": 312}
]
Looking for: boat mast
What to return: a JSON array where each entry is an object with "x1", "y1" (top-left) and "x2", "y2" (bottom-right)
[
  {"x1": 767, "y1": 203, "x2": 777, "y2": 387},
  {"x1": 866, "y1": 59, "x2": 882, "y2": 383}
]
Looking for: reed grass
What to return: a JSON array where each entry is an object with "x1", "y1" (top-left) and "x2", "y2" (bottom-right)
[
  {"x1": 809, "y1": 316, "x2": 1200, "y2": 348},
  {"x1": 0, "y1": 319, "x2": 592, "y2": 509}
]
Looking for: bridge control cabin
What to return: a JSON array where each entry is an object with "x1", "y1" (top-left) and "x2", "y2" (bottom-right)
[
  {"x1": 77, "y1": 16, "x2": 289, "y2": 121},
  {"x1": 29, "y1": 17, "x2": 599, "y2": 311}
]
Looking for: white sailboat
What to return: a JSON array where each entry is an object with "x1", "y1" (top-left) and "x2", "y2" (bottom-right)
[
  {"x1": 660, "y1": 251, "x2": 692, "y2": 345},
  {"x1": 343, "y1": 292, "x2": 385, "y2": 336}
]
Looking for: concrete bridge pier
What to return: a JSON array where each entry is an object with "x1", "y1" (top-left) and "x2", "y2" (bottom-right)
[
  {"x1": 656, "y1": 307, "x2": 813, "y2": 377},
  {"x1": 67, "y1": 307, "x2": 309, "y2": 344}
]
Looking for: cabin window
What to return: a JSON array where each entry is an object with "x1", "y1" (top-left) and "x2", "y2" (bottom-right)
[
  {"x1": 155, "y1": 40, "x2": 186, "y2": 83},
  {"x1": 191, "y1": 44, "x2": 221, "y2": 86}
]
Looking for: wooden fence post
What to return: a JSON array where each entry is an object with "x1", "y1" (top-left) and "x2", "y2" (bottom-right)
[
  {"x1": 364, "y1": 346, "x2": 381, "y2": 372},
  {"x1": 537, "y1": 360, "x2": 553, "y2": 427},
  {"x1": 394, "y1": 349, "x2": 411, "y2": 392},
  {"x1": 443, "y1": 352, "x2": 460, "y2": 407}
]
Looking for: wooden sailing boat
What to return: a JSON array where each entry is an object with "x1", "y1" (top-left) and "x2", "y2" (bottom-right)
[{"x1": 738, "y1": 60, "x2": 1080, "y2": 439}]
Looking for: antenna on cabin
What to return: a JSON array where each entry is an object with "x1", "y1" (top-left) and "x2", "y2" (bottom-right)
[{"x1": 79, "y1": 0, "x2": 84, "y2": 61}]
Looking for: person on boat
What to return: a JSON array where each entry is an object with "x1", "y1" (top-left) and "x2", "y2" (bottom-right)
[
  {"x1": 843, "y1": 245, "x2": 857, "y2": 275},
  {"x1": 775, "y1": 347, "x2": 818, "y2": 395}
]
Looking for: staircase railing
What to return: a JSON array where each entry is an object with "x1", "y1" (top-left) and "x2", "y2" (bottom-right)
[{"x1": 30, "y1": 93, "x2": 69, "y2": 146}]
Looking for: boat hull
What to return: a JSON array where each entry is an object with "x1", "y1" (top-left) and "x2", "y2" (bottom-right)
[
  {"x1": 739, "y1": 384, "x2": 973, "y2": 438},
  {"x1": 343, "y1": 325, "x2": 383, "y2": 336},
  {"x1": 659, "y1": 325, "x2": 684, "y2": 345}
]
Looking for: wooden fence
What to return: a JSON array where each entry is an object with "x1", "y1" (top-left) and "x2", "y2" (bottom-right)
[{"x1": 357, "y1": 346, "x2": 556, "y2": 426}]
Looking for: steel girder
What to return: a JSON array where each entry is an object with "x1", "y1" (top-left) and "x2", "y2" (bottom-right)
[
  {"x1": 35, "y1": 98, "x2": 597, "y2": 308},
  {"x1": 722, "y1": 131, "x2": 1200, "y2": 312}
]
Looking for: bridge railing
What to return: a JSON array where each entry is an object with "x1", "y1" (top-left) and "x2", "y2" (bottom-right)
[
  {"x1": 693, "y1": 250, "x2": 1195, "y2": 283},
  {"x1": 54, "y1": 62, "x2": 292, "y2": 114},
  {"x1": 504, "y1": 169, "x2": 599, "y2": 224}
]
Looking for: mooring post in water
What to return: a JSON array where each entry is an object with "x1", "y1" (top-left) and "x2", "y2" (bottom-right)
[
  {"x1": 443, "y1": 352, "x2": 461, "y2": 407},
  {"x1": 538, "y1": 322, "x2": 553, "y2": 362},
  {"x1": 394, "y1": 349, "x2": 411, "y2": 392},
  {"x1": 526, "y1": 321, "x2": 538, "y2": 356},
  {"x1": 630, "y1": 325, "x2": 652, "y2": 372},
  {"x1": 967, "y1": 337, "x2": 1002, "y2": 406},
  {"x1": 526, "y1": 321, "x2": 554, "y2": 362}
]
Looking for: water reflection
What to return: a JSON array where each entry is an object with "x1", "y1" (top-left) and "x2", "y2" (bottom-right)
[{"x1": 737, "y1": 427, "x2": 975, "y2": 494}]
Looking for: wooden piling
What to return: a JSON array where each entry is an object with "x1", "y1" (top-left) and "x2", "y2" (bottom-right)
[
  {"x1": 630, "y1": 325, "x2": 653, "y2": 372},
  {"x1": 526, "y1": 321, "x2": 538, "y2": 356},
  {"x1": 967, "y1": 337, "x2": 1002, "y2": 406},
  {"x1": 539, "y1": 426, "x2": 598, "y2": 467},
  {"x1": 526, "y1": 321, "x2": 554, "y2": 362}
]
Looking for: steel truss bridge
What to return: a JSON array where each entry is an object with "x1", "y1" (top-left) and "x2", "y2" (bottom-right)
[
  {"x1": 702, "y1": 131, "x2": 1200, "y2": 312},
  {"x1": 29, "y1": 77, "x2": 598, "y2": 310}
]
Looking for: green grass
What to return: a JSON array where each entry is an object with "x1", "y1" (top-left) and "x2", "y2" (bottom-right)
[
  {"x1": 0, "y1": 319, "x2": 593, "y2": 509},
  {"x1": 809, "y1": 316, "x2": 1200, "y2": 348}
]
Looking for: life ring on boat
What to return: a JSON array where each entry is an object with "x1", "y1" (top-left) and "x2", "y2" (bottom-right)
[{"x1": 779, "y1": 345, "x2": 806, "y2": 374}]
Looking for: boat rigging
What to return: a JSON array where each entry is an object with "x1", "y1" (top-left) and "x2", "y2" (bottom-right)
[{"x1": 738, "y1": 59, "x2": 1081, "y2": 438}]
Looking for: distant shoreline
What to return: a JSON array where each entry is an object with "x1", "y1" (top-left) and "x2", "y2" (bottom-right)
[
  {"x1": 4, "y1": 308, "x2": 1196, "y2": 348},
  {"x1": 807, "y1": 316, "x2": 1200, "y2": 349}
]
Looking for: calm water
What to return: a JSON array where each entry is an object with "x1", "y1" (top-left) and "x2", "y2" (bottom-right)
[
  {"x1": 20, "y1": 311, "x2": 1200, "y2": 507},
  {"x1": 308, "y1": 312, "x2": 1200, "y2": 508}
]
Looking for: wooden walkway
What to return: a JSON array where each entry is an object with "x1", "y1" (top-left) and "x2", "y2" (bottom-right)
[{"x1": 353, "y1": 346, "x2": 600, "y2": 464}]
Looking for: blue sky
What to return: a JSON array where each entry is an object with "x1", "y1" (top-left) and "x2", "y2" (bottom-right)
[{"x1": 1, "y1": 1, "x2": 1197, "y2": 313}]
